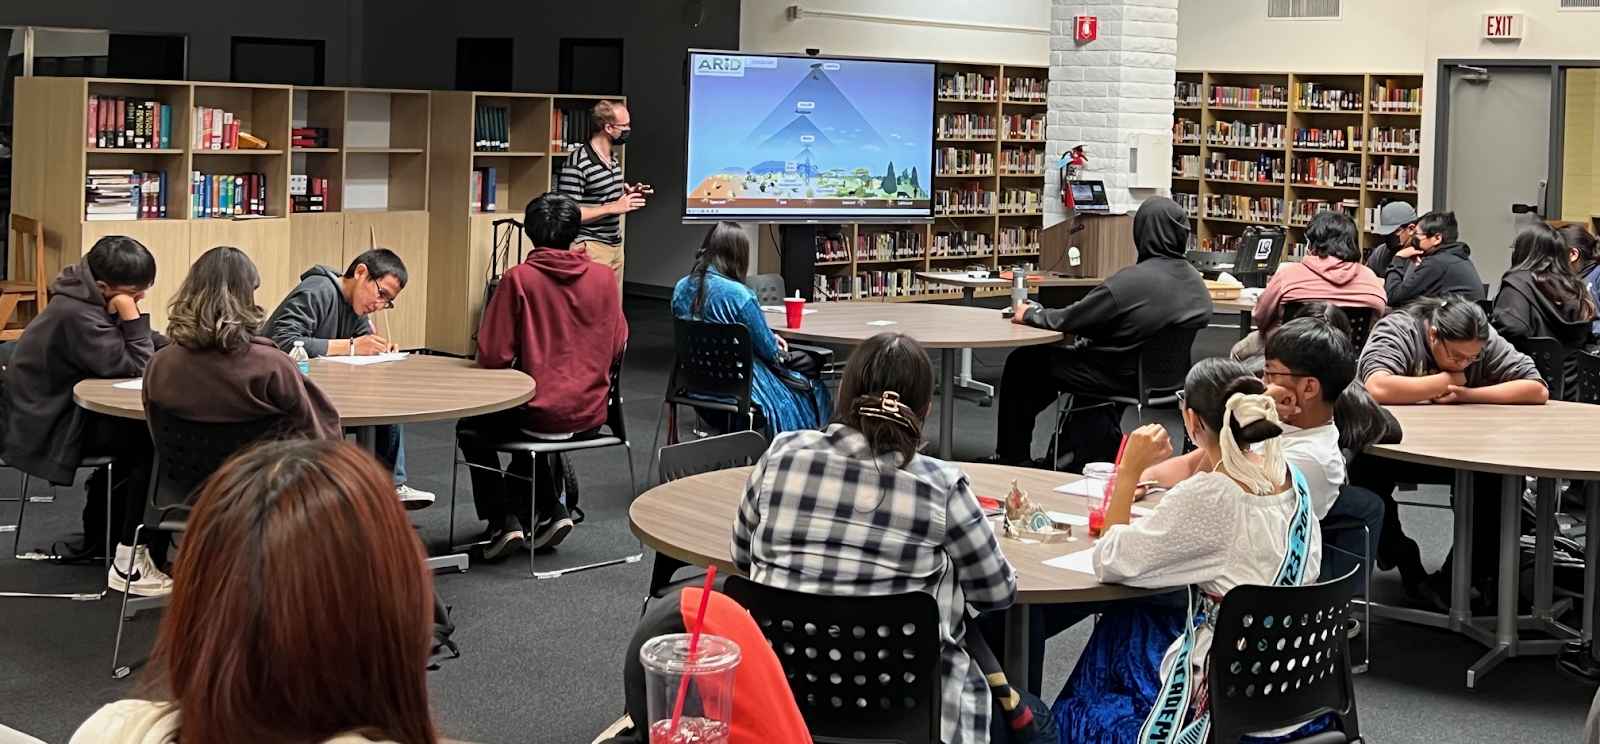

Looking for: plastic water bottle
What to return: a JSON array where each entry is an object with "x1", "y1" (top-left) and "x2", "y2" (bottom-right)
[{"x1": 290, "y1": 340, "x2": 310, "y2": 375}]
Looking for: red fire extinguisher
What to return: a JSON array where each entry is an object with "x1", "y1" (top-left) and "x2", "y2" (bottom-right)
[{"x1": 1058, "y1": 145, "x2": 1088, "y2": 209}]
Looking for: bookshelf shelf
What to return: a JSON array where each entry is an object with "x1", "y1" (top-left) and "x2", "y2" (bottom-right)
[
  {"x1": 936, "y1": 172, "x2": 995, "y2": 178},
  {"x1": 348, "y1": 147, "x2": 425, "y2": 154},
  {"x1": 1206, "y1": 143, "x2": 1285, "y2": 152},
  {"x1": 194, "y1": 148, "x2": 285, "y2": 155},
  {"x1": 1290, "y1": 182, "x2": 1363, "y2": 192},
  {"x1": 87, "y1": 148, "x2": 184, "y2": 154},
  {"x1": 938, "y1": 97, "x2": 997, "y2": 103},
  {"x1": 1206, "y1": 178, "x2": 1287, "y2": 186},
  {"x1": 1291, "y1": 147, "x2": 1361, "y2": 154},
  {"x1": 474, "y1": 151, "x2": 547, "y2": 158},
  {"x1": 1002, "y1": 99, "x2": 1047, "y2": 106},
  {"x1": 293, "y1": 147, "x2": 339, "y2": 153},
  {"x1": 938, "y1": 137, "x2": 997, "y2": 143}
]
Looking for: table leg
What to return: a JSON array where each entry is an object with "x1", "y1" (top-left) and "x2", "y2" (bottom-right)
[
  {"x1": 1002, "y1": 605, "x2": 1031, "y2": 690},
  {"x1": 939, "y1": 349, "x2": 956, "y2": 460},
  {"x1": 1534, "y1": 477, "x2": 1558, "y2": 621},
  {"x1": 1466, "y1": 474, "x2": 1523, "y2": 688},
  {"x1": 1450, "y1": 468, "x2": 1474, "y2": 631},
  {"x1": 954, "y1": 287, "x2": 995, "y2": 397},
  {"x1": 1237, "y1": 310, "x2": 1252, "y2": 341},
  {"x1": 356, "y1": 425, "x2": 377, "y2": 453}
]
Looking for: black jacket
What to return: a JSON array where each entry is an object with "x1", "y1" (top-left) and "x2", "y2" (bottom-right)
[
  {"x1": 263, "y1": 266, "x2": 372, "y2": 357},
  {"x1": 0, "y1": 256, "x2": 165, "y2": 484},
  {"x1": 1385, "y1": 241, "x2": 1484, "y2": 306},
  {"x1": 1491, "y1": 270, "x2": 1594, "y2": 351},
  {"x1": 1024, "y1": 197, "x2": 1212, "y2": 374}
]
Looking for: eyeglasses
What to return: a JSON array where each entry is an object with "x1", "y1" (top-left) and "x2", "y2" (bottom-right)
[
  {"x1": 373, "y1": 279, "x2": 396, "y2": 310},
  {"x1": 1259, "y1": 368, "x2": 1310, "y2": 382},
  {"x1": 1433, "y1": 338, "x2": 1480, "y2": 366},
  {"x1": 1175, "y1": 390, "x2": 1186, "y2": 410}
]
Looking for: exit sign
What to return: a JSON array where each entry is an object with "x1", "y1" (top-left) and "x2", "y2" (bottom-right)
[
  {"x1": 1483, "y1": 13, "x2": 1523, "y2": 40},
  {"x1": 1075, "y1": 15, "x2": 1098, "y2": 42}
]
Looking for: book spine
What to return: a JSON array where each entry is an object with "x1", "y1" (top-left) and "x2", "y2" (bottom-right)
[
  {"x1": 87, "y1": 95, "x2": 99, "y2": 147},
  {"x1": 157, "y1": 171, "x2": 166, "y2": 219},
  {"x1": 486, "y1": 167, "x2": 497, "y2": 212}
]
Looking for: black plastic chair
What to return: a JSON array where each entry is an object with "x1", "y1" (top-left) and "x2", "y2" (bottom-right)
[
  {"x1": 449, "y1": 355, "x2": 640, "y2": 579},
  {"x1": 1316, "y1": 510, "x2": 1370, "y2": 674},
  {"x1": 1050, "y1": 325, "x2": 1198, "y2": 466},
  {"x1": 1476, "y1": 298, "x2": 1495, "y2": 317},
  {"x1": 1578, "y1": 350, "x2": 1600, "y2": 405},
  {"x1": 724, "y1": 576, "x2": 942, "y2": 744},
  {"x1": 1509, "y1": 336, "x2": 1569, "y2": 401},
  {"x1": 648, "y1": 431, "x2": 767, "y2": 602},
  {"x1": 1208, "y1": 568, "x2": 1362, "y2": 744},
  {"x1": 665, "y1": 319, "x2": 760, "y2": 445},
  {"x1": 747, "y1": 273, "x2": 837, "y2": 375},
  {"x1": 1186, "y1": 249, "x2": 1236, "y2": 277},
  {"x1": 113, "y1": 406, "x2": 288, "y2": 678},
  {"x1": 1282, "y1": 303, "x2": 1377, "y2": 352}
]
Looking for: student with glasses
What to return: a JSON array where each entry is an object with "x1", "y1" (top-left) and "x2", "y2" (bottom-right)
[
  {"x1": 264, "y1": 248, "x2": 434, "y2": 508},
  {"x1": 1349, "y1": 294, "x2": 1546, "y2": 610}
]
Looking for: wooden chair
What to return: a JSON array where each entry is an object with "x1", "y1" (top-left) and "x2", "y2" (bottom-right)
[{"x1": 2, "y1": 215, "x2": 47, "y2": 341}]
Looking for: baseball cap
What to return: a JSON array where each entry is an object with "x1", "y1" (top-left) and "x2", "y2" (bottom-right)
[{"x1": 1372, "y1": 202, "x2": 1419, "y2": 235}]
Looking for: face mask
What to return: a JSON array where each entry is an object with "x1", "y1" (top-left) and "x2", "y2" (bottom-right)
[{"x1": 610, "y1": 128, "x2": 631, "y2": 146}]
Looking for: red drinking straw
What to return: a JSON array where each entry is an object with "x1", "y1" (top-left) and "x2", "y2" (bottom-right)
[
  {"x1": 1113, "y1": 434, "x2": 1130, "y2": 468},
  {"x1": 668, "y1": 565, "x2": 718, "y2": 735}
]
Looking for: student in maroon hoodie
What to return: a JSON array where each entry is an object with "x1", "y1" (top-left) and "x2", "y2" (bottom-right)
[
  {"x1": 459, "y1": 193, "x2": 628, "y2": 560},
  {"x1": 1232, "y1": 210, "x2": 1387, "y2": 360}
]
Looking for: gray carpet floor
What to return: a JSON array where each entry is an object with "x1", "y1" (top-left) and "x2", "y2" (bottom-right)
[{"x1": 0, "y1": 296, "x2": 1593, "y2": 743}]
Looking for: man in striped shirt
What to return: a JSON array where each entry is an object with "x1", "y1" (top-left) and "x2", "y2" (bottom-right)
[{"x1": 556, "y1": 100, "x2": 650, "y2": 293}]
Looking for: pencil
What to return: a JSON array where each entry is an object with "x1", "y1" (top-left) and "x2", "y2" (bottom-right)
[{"x1": 381, "y1": 311, "x2": 394, "y2": 352}]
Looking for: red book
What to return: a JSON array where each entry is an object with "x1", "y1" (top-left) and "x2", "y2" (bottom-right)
[{"x1": 87, "y1": 95, "x2": 99, "y2": 147}]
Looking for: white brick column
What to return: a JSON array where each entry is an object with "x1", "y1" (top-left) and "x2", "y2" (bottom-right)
[{"x1": 1046, "y1": 0, "x2": 1179, "y2": 226}]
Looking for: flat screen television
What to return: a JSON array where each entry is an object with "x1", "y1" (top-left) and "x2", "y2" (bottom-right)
[{"x1": 684, "y1": 50, "x2": 935, "y2": 223}]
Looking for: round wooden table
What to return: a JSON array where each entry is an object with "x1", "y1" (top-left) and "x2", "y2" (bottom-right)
[
  {"x1": 765, "y1": 302, "x2": 1062, "y2": 458},
  {"x1": 1364, "y1": 401, "x2": 1600, "y2": 687},
  {"x1": 630, "y1": 460, "x2": 1160, "y2": 681}
]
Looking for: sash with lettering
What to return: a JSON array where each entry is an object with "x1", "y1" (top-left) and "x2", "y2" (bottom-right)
[{"x1": 1135, "y1": 465, "x2": 1315, "y2": 744}]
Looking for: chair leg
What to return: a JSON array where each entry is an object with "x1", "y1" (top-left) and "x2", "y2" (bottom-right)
[
  {"x1": 104, "y1": 463, "x2": 114, "y2": 595},
  {"x1": 12, "y1": 473, "x2": 28, "y2": 557},
  {"x1": 533, "y1": 443, "x2": 645, "y2": 580},
  {"x1": 111, "y1": 523, "x2": 141, "y2": 678},
  {"x1": 1358, "y1": 523, "x2": 1371, "y2": 674},
  {"x1": 447, "y1": 448, "x2": 460, "y2": 551}
]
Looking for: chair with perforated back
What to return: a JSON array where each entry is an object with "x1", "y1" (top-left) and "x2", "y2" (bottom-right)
[
  {"x1": 113, "y1": 406, "x2": 289, "y2": 678},
  {"x1": 449, "y1": 355, "x2": 640, "y2": 579},
  {"x1": 1509, "y1": 336, "x2": 1569, "y2": 401},
  {"x1": 648, "y1": 431, "x2": 767, "y2": 602},
  {"x1": 1208, "y1": 568, "x2": 1362, "y2": 744},
  {"x1": 1281, "y1": 302, "x2": 1377, "y2": 351},
  {"x1": 1050, "y1": 325, "x2": 1197, "y2": 464},
  {"x1": 665, "y1": 319, "x2": 760, "y2": 445},
  {"x1": 724, "y1": 576, "x2": 942, "y2": 744},
  {"x1": 746, "y1": 273, "x2": 837, "y2": 374},
  {"x1": 1578, "y1": 350, "x2": 1600, "y2": 405}
]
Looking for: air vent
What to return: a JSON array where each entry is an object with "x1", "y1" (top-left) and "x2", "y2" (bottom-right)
[
  {"x1": 1267, "y1": 0, "x2": 1342, "y2": 19},
  {"x1": 1562, "y1": 0, "x2": 1600, "y2": 10}
]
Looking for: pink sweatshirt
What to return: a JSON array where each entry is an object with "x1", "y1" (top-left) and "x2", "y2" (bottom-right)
[{"x1": 1253, "y1": 255, "x2": 1388, "y2": 334}]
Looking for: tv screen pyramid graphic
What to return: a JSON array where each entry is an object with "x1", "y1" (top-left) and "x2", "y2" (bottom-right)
[{"x1": 686, "y1": 52, "x2": 934, "y2": 220}]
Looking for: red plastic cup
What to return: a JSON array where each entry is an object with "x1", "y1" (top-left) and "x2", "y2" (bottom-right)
[
  {"x1": 784, "y1": 296, "x2": 805, "y2": 329},
  {"x1": 1082, "y1": 462, "x2": 1116, "y2": 538}
]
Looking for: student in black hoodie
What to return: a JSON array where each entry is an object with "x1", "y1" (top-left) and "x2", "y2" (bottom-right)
[
  {"x1": 0, "y1": 236, "x2": 171, "y2": 596},
  {"x1": 1385, "y1": 211, "x2": 1484, "y2": 306},
  {"x1": 989, "y1": 197, "x2": 1212, "y2": 466},
  {"x1": 1491, "y1": 222, "x2": 1597, "y2": 398}
]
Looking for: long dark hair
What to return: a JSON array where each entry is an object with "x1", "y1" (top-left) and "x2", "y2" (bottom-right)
[
  {"x1": 1401, "y1": 295, "x2": 1489, "y2": 342},
  {"x1": 1558, "y1": 223, "x2": 1600, "y2": 270},
  {"x1": 166, "y1": 246, "x2": 264, "y2": 354},
  {"x1": 1508, "y1": 222, "x2": 1598, "y2": 321},
  {"x1": 688, "y1": 222, "x2": 751, "y2": 318},
  {"x1": 833, "y1": 333, "x2": 934, "y2": 468},
  {"x1": 1183, "y1": 357, "x2": 1282, "y2": 446}
]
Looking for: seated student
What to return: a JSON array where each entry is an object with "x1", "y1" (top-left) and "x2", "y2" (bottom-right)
[
  {"x1": 264, "y1": 248, "x2": 433, "y2": 507},
  {"x1": 144, "y1": 246, "x2": 341, "y2": 440},
  {"x1": 733, "y1": 332, "x2": 1017, "y2": 744},
  {"x1": 460, "y1": 193, "x2": 627, "y2": 559},
  {"x1": 1053, "y1": 359, "x2": 1322, "y2": 743},
  {"x1": 992, "y1": 196, "x2": 1212, "y2": 467},
  {"x1": 0, "y1": 236, "x2": 168, "y2": 595},
  {"x1": 1365, "y1": 201, "x2": 1420, "y2": 274},
  {"x1": 1230, "y1": 210, "x2": 1386, "y2": 360},
  {"x1": 1558, "y1": 223, "x2": 1600, "y2": 340},
  {"x1": 1385, "y1": 211, "x2": 1484, "y2": 306},
  {"x1": 70, "y1": 440, "x2": 438, "y2": 744},
  {"x1": 671, "y1": 221, "x2": 828, "y2": 437},
  {"x1": 1350, "y1": 296, "x2": 1546, "y2": 606},
  {"x1": 1492, "y1": 222, "x2": 1597, "y2": 398}
]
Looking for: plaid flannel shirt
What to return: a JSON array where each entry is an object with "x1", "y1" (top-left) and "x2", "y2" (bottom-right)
[{"x1": 732, "y1": 424, "x2": 1018, "y2": 744}]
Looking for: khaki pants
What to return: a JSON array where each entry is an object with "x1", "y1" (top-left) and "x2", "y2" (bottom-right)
[{"x1": 578, "y1": 240, "x2": 625, "y2": 294}]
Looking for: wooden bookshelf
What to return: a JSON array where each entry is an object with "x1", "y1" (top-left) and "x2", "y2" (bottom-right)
[
  {"x1": 756, "y1": 62, "x2": 1046, "y2": 303},
  {"x1": 1172, "y1": 71, "x2": 1423, "y2": 261}
]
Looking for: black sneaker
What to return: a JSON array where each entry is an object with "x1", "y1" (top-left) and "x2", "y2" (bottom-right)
[
  {"x1": 482, "y1": 516, "x2": 525, "y2": 562},
  {"x1": 532, "y1": 503, "x2": 574, "y2": 550}
]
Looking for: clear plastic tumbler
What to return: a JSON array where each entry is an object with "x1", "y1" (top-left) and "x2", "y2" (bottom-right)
[{"x1": 640, "y1": 633, "x2": 740, "y2": 744}]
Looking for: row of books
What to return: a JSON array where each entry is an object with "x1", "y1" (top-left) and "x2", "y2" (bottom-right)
[
  {"x1": 1290, "y1": 157, "x2": 1362, "y2": 188},
  {"x1": 1002, "y1": 114, "x2": 1045, "y2": 140},
  {"x1": 293, "y1": 127, "x2": 329, "y2": 149},
  {"x1": 1371, "y1": 81, "x2": 1423, "y2": 112},
  {"x1": 1205, "y1": 153, "x2": 1285, "y2": 183},
  {"x1": 1174, "y1": 154, "x2": 1202, "y2": 179},
  {"x1": 935, "y1": 148, "x2": 994, "y2": 176},
  {"x1": 1208, "y1": 121, "x2": 1284, "y2": 149},
  {"x1": 937, "y1": 113, "x2": 997, "y2": 140},
  {"x1": 1293, "y1": 126, "x2": 1361, "y2": 150},
  {"x1": 472, "y1": 166, "x2": 499, "y2": 212},
  {"x1": 192, "y1": 172, "x2": 269, "y2": 218},
  {"x1": 932, "y1": 230, "x2": 993, "y2": 258},
  {"x1": 856, "y1": 230, "x2": 927, "y2": 262},
  {"x1": 1173, "y1": 192, "x2": 1199, "y2": 217},
  {"x1": 1209, "y1": 84, "x2": 1288, "y2": 109},
  {"x1": 475, "y1": 107, "x2": 511, "y2": 152},
  {"x1": 1174, "y1": 118, "x2": 1201, "y2": 144},
  {"x1": 998, "y1": 226, "x2": 1041, "y2": 254},
  {"x1": 1368, "y1": 127, "x2": 1422, "y2": 153},
  {"x1": 87, "y1": 96, "x2": 172, "y2": 149},
  {"x1": 1292, "y1": 83, "x2": 1363, "y2": 112},
  {"x1": 552, "y1": 107, "x2": 594, "y2": 152},
  {"x1": 1288, "y1": 198, "x2": 1358, "y2": 226},
  {"x1": 998, "y1": 188, "x2": 1042, "y2": 214},
  {"x1": 812, "y1": 271, "x2": 928, "y2": 301},
  {"x1": 815, "y1": 233, "x2": 849, "y2": 263},
  {"x1": 1200, "y1": 235, "x2": 1244, "y2": 253},
  {"x1": 1004, "y1": 77, "x2": 1047, "y2": 102},
  {"x1": 934, "y1": 184, "x2": 996, "y2": 215},
  {"x1": 289, "y1": 175, "x2": 330, "y2": 213},
  {"x1": 1368, "y1": 164, "x2": 1418, "y2": 192},
  {"x1": 193, "y1": 107, "x2": 258, "y2": 150},
  {"x1": 939, "y1": 73, "x2": 997, "y2": 100},
  {"x1": 1203, "y1": 194, "x2": 1284, "y2": 223},
  {"x1": 1000, "y1": 148, "x2": 1044, "y2": 175},
  {"x1": 1175, "y1": 82, "x2": 1204, "y2": 107},
  {"x1": 85, "y1": 169, "x2": 166, "y2": 220}
]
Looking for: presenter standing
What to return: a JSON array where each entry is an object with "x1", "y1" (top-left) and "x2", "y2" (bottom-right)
[{"x1": 557, "y1": 100, "x2": 651, "y2": 294}]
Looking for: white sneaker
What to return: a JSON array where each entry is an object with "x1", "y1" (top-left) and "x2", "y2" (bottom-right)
[
  {"x1": 109, "y1": 544, "x2": 173, "y2": 597},
  {"x1": 396, "y1": 484, "x2": 435, "y2": 511}
]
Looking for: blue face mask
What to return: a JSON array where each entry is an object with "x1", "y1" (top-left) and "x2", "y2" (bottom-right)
[{"x1": 610, "y1": 127, "x2": 631, "y2": 146}]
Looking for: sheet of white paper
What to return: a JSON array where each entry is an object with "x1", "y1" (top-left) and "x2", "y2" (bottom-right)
[
  {"x1": 1043, "y1": 550, "x2": 1097, "y2": 575},
  {"x1": 319, "y1": 352, "x2": 410, "y2": 366},
  {"x1": 760, "y1": 306, "x2": 817, "y2": 315},
  {"x1": 866, "y1": 320, "x2": 897, "y2": 326},
  {"x1": 1045, "y1": 511, "x2": 1090, "y2": 527},
  {"x1": 1053, "y1": 480, "x2": 1092, "y2": 496},
  {"x1": 112, "y1": 379, "x2": 142, "y2": 390},
  {"x1": 1131, "y1": 505, "x2": 1154, "y2": 517}
]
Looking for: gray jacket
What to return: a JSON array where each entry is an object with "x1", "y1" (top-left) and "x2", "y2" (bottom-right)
[
  {"x1": 263, "y1": 266, "x2": 371, "y2": 357},
  {"x1": 1359, "y1": 310, "x2": 1543, "y2": 389}
]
